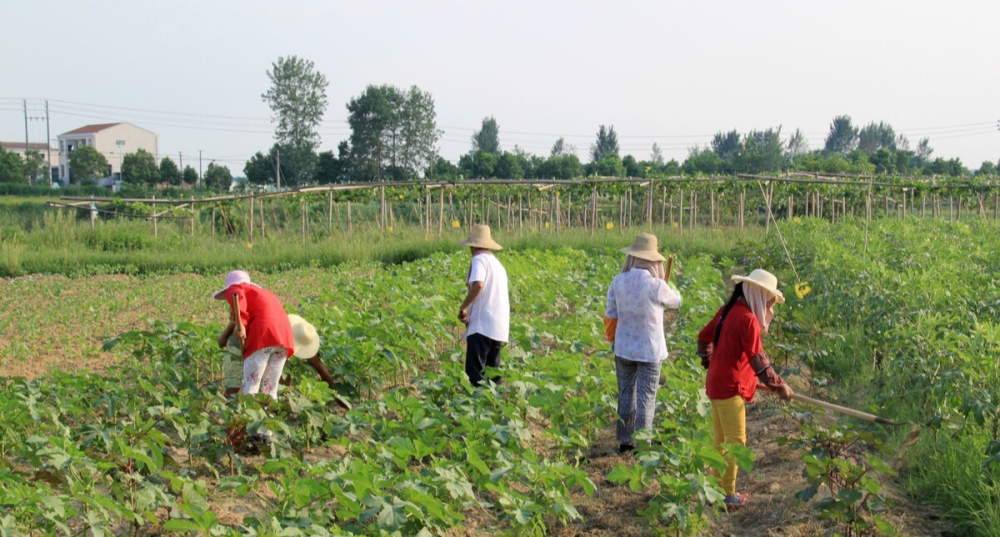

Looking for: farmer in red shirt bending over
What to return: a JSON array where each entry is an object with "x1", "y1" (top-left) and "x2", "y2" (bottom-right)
[
  {"x1": 697, "y1": 269, "x2": 793, "y2": 511},
  {"x1": 215, "y1": 270, "x2": 294, "y2": 408}
]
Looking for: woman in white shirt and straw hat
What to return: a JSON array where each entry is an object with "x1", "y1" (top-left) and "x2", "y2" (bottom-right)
[
  {"x1": 456, "y1": 225, "x2": 510, "y2": 388},
  {"x1": 605, "y1": 233, "x2": 682, "y2": 453}
]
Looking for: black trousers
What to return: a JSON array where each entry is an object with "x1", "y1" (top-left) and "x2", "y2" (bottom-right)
[{"x1": 465, "y1": 333, "x2": 503, "y2": 387}]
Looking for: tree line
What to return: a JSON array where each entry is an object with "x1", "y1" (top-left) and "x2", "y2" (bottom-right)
[{"x1": 2, "y1": 55, "x2": 996, "y2": 189}]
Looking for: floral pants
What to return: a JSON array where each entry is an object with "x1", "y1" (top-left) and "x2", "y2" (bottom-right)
[{"x1": 243, "y1": 346, "x2": 288, "y2": 400}]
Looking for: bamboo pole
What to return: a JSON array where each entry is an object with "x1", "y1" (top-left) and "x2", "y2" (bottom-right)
[
  {"x1": 152, "y1": 196, "x2": 158, "y2": 237},
  {"x1": 259, "y1": 199, "x2": 265, "y2": 240},
  {"x1": 249, "y1": 196, "x2": 255, "y2": 244},
  {"x1": 190, "y1": 196, "x2": 195, "y2": 236},
  {"x1": 328, "y1": 191, "x2": 333, "y2": 232},
  {"x1": 347, "y1": 201, "x2": 352, "y2": 235},
  {"x1": 438, "y1": 188, "x2": 444, "y2": 237}
]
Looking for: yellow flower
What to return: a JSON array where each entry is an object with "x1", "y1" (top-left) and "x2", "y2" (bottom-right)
[
  {"x1": 545, "y1": 222, "x2": 550, "y2": 229},
  {"x1": 795, "y1": 282, "x2": 811, "y2": 299},
  {"x1": 387, "y1": 226, "x2": 393, "y2": 233},
  {"x1": 645, "y1": 166, "x2": 652, "y2": 172},
  {"x1": 793, "y1": 217, "x2": 802, "y2": 224},
  {"x1": 605, "y1": 222, "x2": 614, "y2": 230},
  {"x1": 452, "y1": 220, "x2": 460, "y2": 228},
  {"x1": 671, "y1": 222, "x2": 679, "y2": 229},
  {"x1": 246, "y1": 242, "x2": 253, "y2": 249}
]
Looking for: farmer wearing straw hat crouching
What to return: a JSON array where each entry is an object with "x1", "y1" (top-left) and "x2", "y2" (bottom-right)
[
  {"x1": 605, "y1": 233, "x2": 682, "y2": 454},
  {"x1": 457, "y1": 225, "x2": 510, "y2": 388},
  {"x1": 697, "y1": 269, "x2": 794, "y2": 511},
  {"x1": 214, "y1": 270, "x2": 294, "y2": 445}
]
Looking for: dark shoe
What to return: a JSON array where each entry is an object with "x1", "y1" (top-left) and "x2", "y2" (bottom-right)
[
  {"x1": 619, "y1": 443, "x2": 635, "y2": 454},
  {"x1": 724, "y1": 493, "x2": 749, "y2": 511}
]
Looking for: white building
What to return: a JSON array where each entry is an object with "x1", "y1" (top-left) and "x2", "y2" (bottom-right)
[
  {"x1": 0, "y1": 141, "x2": 59, "y2": 182},
  {"x1": 57, "y1": 122, "x2": 158, "y2": 184}
]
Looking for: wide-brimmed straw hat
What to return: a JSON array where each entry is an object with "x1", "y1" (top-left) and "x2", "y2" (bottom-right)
[
  {"x1": 458, "y1": 224, "x2": 502, "y2": 250},
  {"x1": 288, "y1": 314, "x2": 320, "y2": 359},
  {"x1": 212, "y1": 270, "x2": 259, "y2": 300},
  {"x1": 731, "y1": 269, "x2": 785, "y2": 304},
  {"x1": 621, "y1": 233, "x2": 666, "y2": 262}
]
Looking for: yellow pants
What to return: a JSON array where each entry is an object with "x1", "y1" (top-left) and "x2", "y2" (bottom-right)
[{"x1": 711, "y1": 396, "x2": 747, "y2": 496}]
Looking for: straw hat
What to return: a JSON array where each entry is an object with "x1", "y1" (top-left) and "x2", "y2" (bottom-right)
[
  {"x1": 621, "y1": 233, "x2": 666, "y2": 262},
  {"x1": 213, "y1": 270, "x2": 259, "y2": 300},
  {"x1": 458, "y1": 224, "x2": 503, "y2": 250},
  {"x1": 731, "y1": 269, "x2": 785, "y2": 304},
  {"x1": 288, "y1": 314, "x2": 320, "y2": 359}
]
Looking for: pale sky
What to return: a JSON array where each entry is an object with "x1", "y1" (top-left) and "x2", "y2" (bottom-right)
[{"x1": 2, "y1": 0, "x2": 998, "y2": 173}]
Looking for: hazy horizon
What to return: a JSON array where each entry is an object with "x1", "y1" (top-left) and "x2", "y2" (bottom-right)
[{"x1": 2, "y1": 0, "x2": 997, "y2": 173}]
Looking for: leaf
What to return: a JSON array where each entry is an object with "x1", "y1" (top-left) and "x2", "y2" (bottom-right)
[
  {"x1": 838, "y1": 489, "x2": 864, "y2": 505},
  {"x1": 796, "y1": 485, "x2": 818, "y2": 502}
]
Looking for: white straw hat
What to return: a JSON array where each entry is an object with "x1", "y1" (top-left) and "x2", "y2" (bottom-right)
[
  {"x1": 213, "y1": 270, "x2": 258, "y2": 300},
  {"x1": 458, "y1": 224, "x2": 503, "y2": 250},
  {"x1": 731, "y1": 269, "x2": 785, "y2": 304},
  {"x1": 621, "y1": 233, "x2": 666, "y2": 262},
  {"x1": 288, "y1": 314, "x2": 320, "y2": 359}
]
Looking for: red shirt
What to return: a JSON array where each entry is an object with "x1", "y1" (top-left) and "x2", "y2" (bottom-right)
[
  {"x1": 226, "y1": 284, "x2": 294, "y2": 360},
  {"x1": 698, "y1": 301, "x2": 763, "y2": 402}
]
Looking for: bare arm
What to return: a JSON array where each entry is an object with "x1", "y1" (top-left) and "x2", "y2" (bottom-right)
[
  {"x1": 750, "y1": 351, "x2": 793, "y2": 400},
  {"x1": 458, "y1": 281, "x2": 484, "y2": 323},
  {"x1": 218, "y1": 321, "x2": 236, "y2": 349}
]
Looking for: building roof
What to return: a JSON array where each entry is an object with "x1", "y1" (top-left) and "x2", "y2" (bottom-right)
[
  {"x1": 1, "y1": 141, "x2": 53, "y2": 151},
  {"x1": 61, "y1": 123, "x2": 122, "y2": 135}
]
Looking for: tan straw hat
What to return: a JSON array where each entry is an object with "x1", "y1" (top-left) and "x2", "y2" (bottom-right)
[
  {"x1": 288, "y1": 314, "x2": 320, "y2": 359},
  {"x1": 731, "y1": 269, "x2": 785, "y2": 303},
  {"x1": 621, "y1": 233, "x2": 666, "y2": 262},
  {"x1": 458, "y1": 224, "x2": 503, "y2": 250}
]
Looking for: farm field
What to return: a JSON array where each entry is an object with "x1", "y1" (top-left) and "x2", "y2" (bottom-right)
[{"x1": 0, "y1": 218, "x2": 995, "y2": 535}]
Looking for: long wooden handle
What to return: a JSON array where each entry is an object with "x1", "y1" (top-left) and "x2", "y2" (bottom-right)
[
  {"x1": 232, "y1": 293, "x2": 244, "y2": 352},
  {"x1": 758, "y1": 384, "x2": 905, "y2": 425},
  {"x1": 665, "y1": 255, "x2": 674, "y2": 283}
]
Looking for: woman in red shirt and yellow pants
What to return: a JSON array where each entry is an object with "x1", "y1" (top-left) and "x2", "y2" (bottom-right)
[{"x1": 697, "y1": 269, "x2": 793, "y2": 510}]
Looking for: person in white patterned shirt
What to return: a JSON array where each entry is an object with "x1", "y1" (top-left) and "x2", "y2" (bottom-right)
[{"x1": 605, "y1": 233, "x2": 682, "y2": 453}]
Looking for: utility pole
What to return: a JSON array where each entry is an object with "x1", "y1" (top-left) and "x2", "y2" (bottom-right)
[
  {"x1": 23, "y1": 100, "x2": 29, "y2": 161},
  {"x1": 45, "y1": 100, "x2": 51, "y2": 185},
  {"x1": 276, "y1": 148, "x2": 281, "y2": 190},
  {"x1": 198, "y1": 149, "x2": 203, "y2": 186},
  {"x1": 179, "y1": 151, "x2": 183, "y2": 175}
]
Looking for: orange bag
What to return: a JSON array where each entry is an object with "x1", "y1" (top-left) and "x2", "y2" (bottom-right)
[{"x1": 603, "y1": 316, "x2": 618, "y2": 342}]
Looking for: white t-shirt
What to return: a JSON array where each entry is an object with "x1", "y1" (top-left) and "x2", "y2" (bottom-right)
[
  {"x1": 605, "y1": 268, "x2": 682, "y2": 362},
  {"x1": 464, "y1": 252, "x2": 510, "y2": 343}
]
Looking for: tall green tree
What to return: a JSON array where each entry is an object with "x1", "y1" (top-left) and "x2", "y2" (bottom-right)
[
  {"x1": 20, "y1": 149, "x2": 46, "y2": 184},
  {"x1": 824, "y1": 115, "x2": 859, "y2": 154},
  {"x1": 426, "y1": 156, "x2": 460, "y2": 180},
  {"x1": 244, "y1": 149, "x2": 276, "y2": 185},
  {"x1": 857, "y1": 121, "x2": 896, "y2": 153},
  {"x1": 347, "y1": 84, "x2": 440, "y2": 181},
  {"x1": 735, "y1": 127, "x2": 784, "y2": 174},
  {"x1": 916, "y1": 137, "x2": 934, "y2": 161},
  {"x1": 551, "y1": 137, "x2": 570, "y2": 157},
  {"x1": 711, "y1": 130, "x2": 741, "y2": 165},
  {"x1": 494, "y1": 152, "x2": 524, "y2": 179},
  {"x1": 682, "y1": 147, "x2": 723, "y2": 175},
  {"x1": 182, "y1": 165, "x2": 198, "y2": 185},
  {"x1": 159, "y1": 157, "x2": 181, "y2": 186},
  {"x1": 470, "y1": 150, "x2": 498, "y2": 178},
  {"x1": 622, "y1": 154, "x2": 642, "y2": 177},
  {"x1": 261, "y1": 56, "x2": 329, "y2": 186},
  {"x1": 68, "y1": 145, "x2": 109, "y2": 183},
  {"x1": 650, "y1": 143, "x2": 665, "y2": 166},
  {"x1": 122, "y1": 148, "x2": 160, "y2": 186},
  {"x1": 471, "y1": 116, "x2": 501, "y2": 154},
  {"x1": 0, "y1": 144, "x2": 25, "y2": 183},
  {"x1": 203, "y1": 162, "x2": 232, "y2": 190},
  {"x1": 590, "y1": 125, "x2": 619, "y2": 163},
  {"x1": 785, "y1": 129, "x2": 809, "y2": 160},
  {"x1": 977, "y1": 161, "x2": 998, "y2": 176}
]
